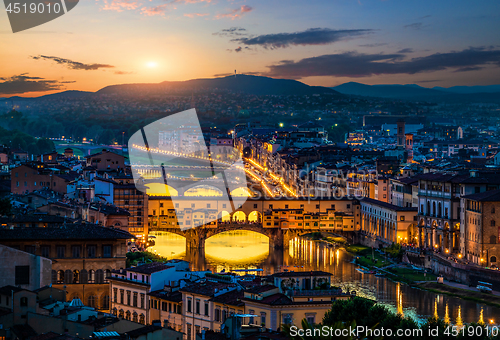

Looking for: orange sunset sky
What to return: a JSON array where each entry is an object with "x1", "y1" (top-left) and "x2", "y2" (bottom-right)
[{"x1": 1, "y1": 0, "x2": 500, "y2": 97}]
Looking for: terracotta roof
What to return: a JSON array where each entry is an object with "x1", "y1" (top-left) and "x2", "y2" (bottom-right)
[
  {"x1": 148, "y1": 290, "x2": 182, "y2": 303},
  {"x1": 180, "y1": 281, "x2": 236, "y2": 297},
  {"x1": 360, "y1": 197, "x2": 418, "y2": 212},
  {"x1": 245, "y1": 284, "x2": 277, "y2": 294},
  {"x1": 0, "y1": 224, "x2": 133, "y2": 240},
  {"x1": 127, "y1": 262, "x2": 173, "y2": 274},
  {"x1": 209, "y1": 289, "x2": 244, "y2": 306},
  {"x1": 462, "y1": 189, "x2": 500, "y2": 202},
  {"x1": 272, "y1": 271, "x2": 332, "y2": 278},
  {"x1": 126, "y1": 325, "x2": 162, "y2": 338}
]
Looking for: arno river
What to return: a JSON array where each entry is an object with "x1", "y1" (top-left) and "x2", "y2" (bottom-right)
[{"x1": 149, "y1": 230, "x2": 500, "y2": 325}]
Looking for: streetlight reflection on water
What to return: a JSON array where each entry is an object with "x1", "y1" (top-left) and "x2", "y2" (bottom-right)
[{"x1": 149, "y1": 230, "x2": 500, "y2": 325}]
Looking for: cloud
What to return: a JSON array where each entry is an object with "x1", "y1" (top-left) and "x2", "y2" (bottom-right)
[
  {"x1": 235, "y1": 46, "x2": 242, "y2": 52},
  {"x1": 232, "y1": 28, "x2": 373, "y2": 49},
  {"x1": 454, "y1": 66, "x2": 484, "y2": 72},
  {"x1": 215, "y1": 5, "x2": 252, "y2": 20},
  {"x1": 174, "y1": 0, "x2": 212, "y2": 3},
  {"x1": 359, "y1": 42, "x2": 388, "y2": 48},
  {"x1": 397, "y1": 48, "x2": 414, "y2": 54},
  {"x1": 31, "y1": 55, "x2": 115, "y2": 70},
  {"x1": 261, "y1": 47, "x2": 500, "y2": 78},
  {"x1": 0, "y1": 74, "x2": 67, "y2": 95},
  {"x1": 416, "y1": 79, "x2": 441, "y2": 83},
  {"x1": 100, "y1": 0, "x2": 140, "y2": 12},
  {"x1": 114, "y1": 70, "x2": 134, "y2": 75},
  {"x1": 404, "y1": 22, "x2": 426, "y2": 30},
  {"x1": 141, "y1": 4, "x2": 169, "y2": 16},
  {"x1": 213, "y1": 27, "x2": 247, "y2": 37},
  {"x1": 184, "y1": 12, "x2": 209, "y2": 18}
]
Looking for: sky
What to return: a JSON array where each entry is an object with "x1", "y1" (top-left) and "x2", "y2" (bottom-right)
[{"x1": 1, "y1": 0, "x2": 500, "y2": 97}]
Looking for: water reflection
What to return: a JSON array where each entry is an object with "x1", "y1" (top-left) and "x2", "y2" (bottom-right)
[{"x1": 149, "y1": 230, "x2": 500, "y2": 324}]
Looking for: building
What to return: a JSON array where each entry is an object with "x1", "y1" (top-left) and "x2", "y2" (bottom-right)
[
  {"x1": 95, "y1": 175, "x2": 149, "y2": 235},
  {"x1": 180, "y1": 281, "x2": 238, "y2": 340},
  {"x1": 109, "y1": 261, "x2": 209, "y2": 326},
  {"x1": 241, "y1": 279, "x2": 350, "y2": 331},
  {"x1": 85, "y1": 150, "x2": 126, "y2": 172},
  {"x1": 148, "y1": 289, "x2": 183, "y2": 331},
  {"x1": 417, "y1": 171, "x2": 500, "y2": 254},
  {"x1": 0, "y1": 244, "x2": 52, "y2": 290},
  {"x1": 461, "y1": 189, "x2": 500, "y2": 267},
  {"x1": 360, "y1": 198, "x2": 418, "y2": 246},
  {"x1": 81, "y1": 202, "x2": 130, "y2": 230},
  {"x1": 0, "y1": 224, "x2": 132, "y2": 309},
  {"x1": 11, "y1": 163, "x2": 79, "y2": 195}
]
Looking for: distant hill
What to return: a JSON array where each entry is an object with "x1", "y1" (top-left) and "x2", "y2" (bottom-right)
[
  {"x1": 332, "y1": 82, "x2": 500, "y2": 103},
  {"x1": 0, "y1": 90, "x2": 92, "y2": 101},
  {"x1": 1, "y1": 76, "x2": 341, "y2": 101},
  {"x1": 432, "y1": 85, "x2": 500, "y2": 94},
  {"x1": 97, "y1": 75, "x2": 341, "y2": 96}
]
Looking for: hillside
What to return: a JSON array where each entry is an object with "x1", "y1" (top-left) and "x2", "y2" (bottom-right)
[
  {"x1": 96, "y1": 75, "x2": 341, "y2": 96},
  {"x1": 333, "y1": 82, "x2": 500, "y2": 104}
]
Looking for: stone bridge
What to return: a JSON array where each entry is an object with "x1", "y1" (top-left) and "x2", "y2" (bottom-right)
[{"x1": 153, "y1": 223, "x2": 312, "y2": 252}]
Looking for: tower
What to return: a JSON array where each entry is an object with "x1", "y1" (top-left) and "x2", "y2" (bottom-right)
[
  {"x1": 405, "y1": 133, "x2": 414, "y2": 163},
  {"x1": 397, "y1": 120, "x2": 405, "y2": 148}
]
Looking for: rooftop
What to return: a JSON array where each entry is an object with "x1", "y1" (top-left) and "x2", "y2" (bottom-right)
[
  {"x1": 272, "y1": 271, "x2": 332, "y2": 278},
  {"x1": 0, "y1": 224, "x2": 133, "y2": 240},
  {"x1": 462, "y1": 189, "x2": 500, "y2": 202},
  {"x1": 127, "y1": 262, "x2": 174, "y2": 274}
]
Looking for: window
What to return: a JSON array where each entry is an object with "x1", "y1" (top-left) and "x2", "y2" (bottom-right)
[
  {"x1": 306, "y1": 314, "x2": 316, "y2": 324},
  {"x1": 127, "y1": 291, "x2": 131, "y2": 306},
  {"x1": 71, "y1": 245, "x2": 81, "y2": 258},
  {"x1": 249, "y1": 310, "x2": 254, "y2": 324},
  {"x1": 187, "y1": 298, "x2": 192, "y2": 313},
  {"x1": 187, "y1": 324, "x2": 192, "y2": 340},
  {"x1": 215, "y1": 308, "x2": 221, "y2": 322},
  {"x1": 40, "y1": 246, "x2": 50, "y2": 258},
  {"x1": 24, "y1": 246, "x2": 35, "y2": 254},
  {"x1": 103, "y1": 245, "x2": 112, "y2": 258},
  {"x1": 492, "y1": 220, "x2": 496, "y2": 227},
  {"x1": 120, "y1": 290, "x2": 124, "y2": 304},
  {"x1": 87, "y1": 245, "x2": 96, "y2": 258},
  {"x1": 20, "y1": 297, "x2": 28, "y2": 306},
  {"x1": 400, "y1": 216, "x2": 405, "y2": 221},
  {"x1": 204, "y1": 301, "x2": 209, "y2": 316},
  {"x1": 195, "y1": 300, "x2": 200, "y2": 314},
  {"x1": 140, "y1": 294, "x2": 145, "y2": 308},
  {"x1": 195, "y1": 325, "x2": 201, "y2": 335},
  {"x1": 133, "y1": 292, "x2": 138, "y2": 307},
  {"x1": 113, "y1": 288, "x2": 118, "y2": 302},
  {"x1": 15, "y1": 265, "x2": 30, "y2": 285},
  {"x1": 260, "y1": 312, "x2": 266, "y2": 326},
  {"x1": 283, "y1": 313, "x2": 293, "y2": 325}
]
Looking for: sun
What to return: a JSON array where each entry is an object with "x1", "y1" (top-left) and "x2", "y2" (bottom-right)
[{"x1": 146, "y1": 61, "x2": 158, "y2": 68}]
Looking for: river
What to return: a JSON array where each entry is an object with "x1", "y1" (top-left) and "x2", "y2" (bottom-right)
[{"x1": 148, "y1": 230, "x2": 500, "y2": 325}]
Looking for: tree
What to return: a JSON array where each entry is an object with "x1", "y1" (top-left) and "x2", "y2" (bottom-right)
[
  {"x1": 0, "y1": 198, "x2": 12, "y2": 216},
  {"x1": 37, "y1": 138, "x2": 55, "y2": 154}
]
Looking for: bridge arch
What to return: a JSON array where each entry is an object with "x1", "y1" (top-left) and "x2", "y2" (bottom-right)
[
  {"x1": 184, "y1": 185, "x2": 224, "y2": 197},
  {"x1": 232, "y1": 211, "x2": 246, "y2": 222},
  {"x1": 230, "y1": 187, "x2": 252, "y2": 197},
  {"x1": 248, "y1": 211, "x2": 262, "y2": 223},
  {"x1": 218, "y1": 210, "x2": 231, "y2": 223},
  {"x1": 146, "y1": 183, "x2": 178, "y2": 196}
]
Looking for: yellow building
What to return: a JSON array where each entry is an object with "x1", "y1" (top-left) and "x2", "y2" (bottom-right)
[
  {"x1": 148, "y1": 289, "x2": 183, "y2": 332},
  {"x1": 242, "y1": 283, "x2": 350, "y2": 331}
]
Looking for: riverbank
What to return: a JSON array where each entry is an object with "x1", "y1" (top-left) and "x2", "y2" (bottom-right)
[
  {"x1": 417, "y1": 282, "x2": 500, "y2": 308},
  {"x1": 344, "y1": 243, "x2": 500, "y2": 308}
]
